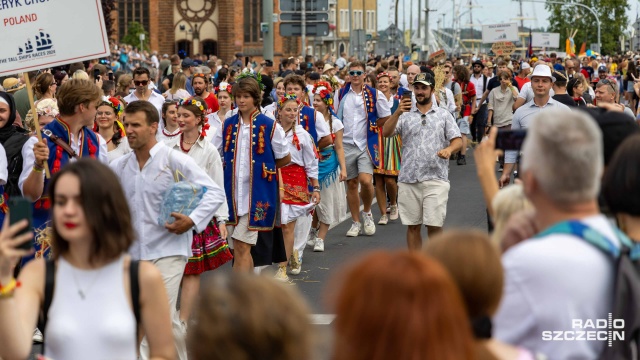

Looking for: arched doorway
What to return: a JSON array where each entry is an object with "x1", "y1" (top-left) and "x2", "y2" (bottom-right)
[
  {"x1": 176, "y1": 40, "x2": 191, "y2": 58},
  {"x1": 201, "y1": 40, "x2": 218, "y2": 57}
]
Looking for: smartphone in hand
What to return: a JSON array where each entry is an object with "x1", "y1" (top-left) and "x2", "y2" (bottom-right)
[
  {"x1": 496, "y1": 129, "x2": 527, "y2": 151},
  {"x1": 8, "y1": 197, "x2": 33, "y2": 251}
]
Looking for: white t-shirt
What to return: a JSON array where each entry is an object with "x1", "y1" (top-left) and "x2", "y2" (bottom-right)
[{"x1": 493, "y1": 214, "x2": 619, "y2": 359}]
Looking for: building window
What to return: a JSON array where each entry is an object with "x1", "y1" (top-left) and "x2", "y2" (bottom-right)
[
  {"x1": 340, "y1": 9, "x2": 349, "y2": 32},
  {"x1": 353, "y1": 10, "x2": 362, "y2": 29},
  {"x1": 118, "y1": 0, "x2": 150, "y2": 43},
  {"x1": 366, "y1": 11, "x2": 375, "y2": 33},
  {"x1": 244, "y1": 0, "x2": 262, "y2": 43},
  {"x1": 330, "y1": 8, "x2": 336, "y2": 25}
]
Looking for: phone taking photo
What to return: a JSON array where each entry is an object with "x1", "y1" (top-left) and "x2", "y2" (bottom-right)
[
  {"x1": 495, "y1": 129, "x2": 527, "y2": 151},
  {"x1": 93, "y1": 68, "x2": 101, "y2": 80},
  {"x1": 8, "y1": 197, "x2": 33, "y2": 251}
]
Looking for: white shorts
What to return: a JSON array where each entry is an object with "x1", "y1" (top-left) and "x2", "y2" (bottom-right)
[
  {"x1": 398, "y1": 180, "x2": 450, "y2": 227},
  {"x1": 226, "y1": 214, "x2": 259, "y2": 247}
]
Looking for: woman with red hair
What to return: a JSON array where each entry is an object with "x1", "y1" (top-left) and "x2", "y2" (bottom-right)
[{"x1": 331, "y1": 251, "x2": 475, "y2": 360}]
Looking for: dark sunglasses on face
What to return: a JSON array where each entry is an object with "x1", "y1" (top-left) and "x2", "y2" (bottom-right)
[
  {"x1": 134, "y1": 80, "x2": 149, "y2": 86},
  {"x1": 349, "y1": 70, "x2": 364, "y2": 76}
]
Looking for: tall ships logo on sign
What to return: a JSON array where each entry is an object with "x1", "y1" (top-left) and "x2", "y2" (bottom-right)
[{"x1": 15, "y1": 29, "x2": 55, "y2": 62}]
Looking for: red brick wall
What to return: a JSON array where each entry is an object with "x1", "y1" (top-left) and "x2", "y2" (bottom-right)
[{"x1": 149, "y1": 0, "x2": 175, "y2": 54}]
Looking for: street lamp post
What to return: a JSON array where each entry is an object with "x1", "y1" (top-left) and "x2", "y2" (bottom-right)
[{"x1": 518, "y1": 0, "x2": 601, "y2": 53}]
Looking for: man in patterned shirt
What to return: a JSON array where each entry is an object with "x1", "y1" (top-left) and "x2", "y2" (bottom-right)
[{"x1": 382, "y1": 73, "x2": 462, "y2": 250}]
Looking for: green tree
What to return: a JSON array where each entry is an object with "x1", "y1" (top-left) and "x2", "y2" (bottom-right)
[
  {"x1": 120, "y1": 21, "x2": 149, "y2": 51},
  {"x1": 546, "y1": 0, "x2": 628, "y2": 55}
]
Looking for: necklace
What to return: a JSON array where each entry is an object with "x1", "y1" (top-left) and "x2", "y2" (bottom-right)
[
  {"x1": 162, "y1": 127, "x2": 181, "y2": 137},
  {"x1": 70, "y1": 264, "x2": 102, "y2": 300},
  {"x1": 180, "y1": 135, "x2": 197, "y2": 153}
]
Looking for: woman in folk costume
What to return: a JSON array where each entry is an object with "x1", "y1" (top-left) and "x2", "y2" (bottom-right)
[
  {"x1": 156, "y1": 100, "x2": 181, "y2": 142},
  {"x1": 164, "y1": 96, "x2": 232, "y2": 326},
  {"x1": 274, "y1": 93, "x2": 320, "y2": 282},
  {"x1": 308, "y1": 81, "x2": 347, "y2": 252},
  {"x1": 207, "y1": 81, "x2": 233, "y2": 150},
  {"x1": 373, "y1": 72, "x2": 401, "y2": 225},
  {"x1": 94, "y1": 97, "x2": 131, "y2": 163}
]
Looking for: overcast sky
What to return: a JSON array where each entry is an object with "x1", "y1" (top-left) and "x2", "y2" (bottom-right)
[{"x1": 377, "y1": 0, "x2": 639, "y2": 33}]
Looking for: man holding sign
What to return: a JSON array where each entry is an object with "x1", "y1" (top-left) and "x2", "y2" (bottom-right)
[{"x1": 19, "y1": 79, "x2": 109, "y2": 261}]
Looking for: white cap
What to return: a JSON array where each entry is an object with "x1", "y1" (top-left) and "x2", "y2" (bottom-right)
[
  {"x1": 529, "y1": 64, "x2": 555, "y2": 82},
  {"x1": 521, "y1": 62, "x2": 531, "y2": 70}
]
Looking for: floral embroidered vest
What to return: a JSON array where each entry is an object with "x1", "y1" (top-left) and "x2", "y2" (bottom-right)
[
  {"x1": 222, "y1": 110, "x2": 278, "y2": 230},
  {"x1": 337, "y1": 83, "x2": 381, "y2": 168}
]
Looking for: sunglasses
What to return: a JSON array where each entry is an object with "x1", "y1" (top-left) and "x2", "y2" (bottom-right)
[
  {"x1": 599, "y1": 78, "x2": 617, "y2": 93},
  {"x1": 193, "y1": 73, "x2": 206, "y2": 78},
  {"x1": 134, "y1": 80, "x2": 149, "y2": 86},
  {"x1": 349, "y1": 70, "x2": 364, "y2": 76},
  {"x1": 421, "y1": 114, "x2": 426, "y2": 126}
]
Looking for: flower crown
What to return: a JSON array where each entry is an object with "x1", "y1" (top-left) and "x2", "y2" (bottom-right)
[
  {"x1": 277, "y1": 92, "x2": 300, "y2": 110},
  {"x1": 36, "y1": 98, "x2": 59, "y2": 118},
  {"x1": 214, "y1": 81, "x2": 233, "y2": 96},
  {"x1": 313, "y1": 81, "x2": 334, "y2": 107},
  {"x1": 376, "y1": 72, "x2": 390, "y2": 81},
  {"x1": 178, "y1": 97, "x2": 206, "y2": 112},
  {"x1": 235, "y1": 71, "x2": 265, "y2": 91},
  {"x1": 102, "y1": 96, "x2": 124, "y2": 118}
]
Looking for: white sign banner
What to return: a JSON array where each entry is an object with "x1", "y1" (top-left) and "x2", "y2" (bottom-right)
[
  {"x1": 532, "y1": 32, "x2": 560, "y2": 48},
  {"x1": 0, "y1": 0, "x2": 110, "y2": 76},
  {"x1": 482, "y1": 23, "x2": 519, "y2": 43}
]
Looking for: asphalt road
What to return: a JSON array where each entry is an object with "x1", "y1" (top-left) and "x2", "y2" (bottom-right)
[{"x1": 30, "y1": 148, "x2": 487, "y2": 359}]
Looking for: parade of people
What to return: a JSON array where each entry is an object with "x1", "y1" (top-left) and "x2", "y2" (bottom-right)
[{"x1": 3, "y1": 0, "x2": 640, "y2": 358}]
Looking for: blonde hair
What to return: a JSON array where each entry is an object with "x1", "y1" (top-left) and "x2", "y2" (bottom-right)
[
  {"x1": 188, "y1": 273, "x2": 313, "y2": 360},
  {"x1": 170, "y1": 72, "x2": 187, "y2": 94},
  {"x1": 116, "y1": 74, "x2": 132, "y2": 94},
  {"x1": 490, "y1": 184, "x2": 533, "y2": 247},
  {"x1": 71, "y1": 70, "x2": 89, "y2": 80}
]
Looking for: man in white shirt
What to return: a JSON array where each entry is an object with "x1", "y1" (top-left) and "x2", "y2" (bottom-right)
[
  {"x1": 112, "y1": 101, "x2": 225, "y2": 360},
  {"x1": 334, "y1": 61, "x2": 392, "y2": 237},
  {"x1": 219, "y1": 77, "x2": 291, "y2": 272},
  {"x1": 493, "y1": 108, "x2": 617, "y2": 359},
  {"x1": 124, "y1": 67, "x2": 165, "y2": 118}
]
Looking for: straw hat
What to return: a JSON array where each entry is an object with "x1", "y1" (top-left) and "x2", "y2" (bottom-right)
[
  {"x1": 323, "y1": 63, "x2": 335, "y2": 73},
  {"x1": 2, "y1": 78, "x2": 25, "y2": 93}
]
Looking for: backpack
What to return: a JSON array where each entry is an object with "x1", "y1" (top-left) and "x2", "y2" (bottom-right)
[
  {"x1": 39, "y1": 259, "x2": 141, "y2": 349},
  {"x1": 538, "y1": 220, "x2": 640, "y2": 360}
]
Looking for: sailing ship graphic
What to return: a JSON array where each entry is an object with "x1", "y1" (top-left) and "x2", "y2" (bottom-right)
[{"x1": 17, "y1": 29, "x2": 53, "y2": 55}]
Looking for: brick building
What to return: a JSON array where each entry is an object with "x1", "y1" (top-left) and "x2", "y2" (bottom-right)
[{"x1": 112, "y1": 0, "x2": 298, "y2": 63}]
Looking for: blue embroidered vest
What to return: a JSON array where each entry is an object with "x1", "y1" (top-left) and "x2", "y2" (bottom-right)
[
  {"x1": 33, "y1": 118, "x2": 100, "y2": 230},
  {"x1": 222, "y1": 110, "x2": 278, "y2": 230},
  {"x1": 299, "y1": 106, "x2": 319, "y2": 145},
  {"x1": 337, "y1": 83, "x2": 381, "y2": 168}
]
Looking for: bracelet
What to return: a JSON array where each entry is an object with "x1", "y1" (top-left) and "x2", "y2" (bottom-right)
[
  {"x1": 0, "y1": 278, "x2": 20, "y2": 298},
  {"x1": 33, "y1": 163, "x2": 44, "y2": 172}
]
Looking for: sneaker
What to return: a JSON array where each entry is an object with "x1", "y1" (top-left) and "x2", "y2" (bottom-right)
[
  {"x1": 313, "y1": 238, "x2": 325, "y2": 252},
  {"x1": 274, "y1": 265, "x2": 289, "y2": 282},
  {"x1": 290, "y1": 250, "x2": 301, "y2": 275},
  {"x1": 457, "y1": 156, "x2": 466, "y2": 165},
  {"x1": 389, "y1": 205, "x2": 399, "y2": 220},
  {"x1": 307, "y1": 227, "x2": 318, "y2": 247},
  {"x1": 450, "y1": 153, "x2": 458, "y2": 161},
  {"x1": 378, "y1": 214, "x2": 388, "y2": 225},
  {"x1": 33, "y1": 328, "x2": 43, "y2": 343},
  {"x1": 346, "y1": 221, "x2": 362, "y2": 237},
  {"x1": 362, "y1": 211, "x2": 376, "y2": 235}
]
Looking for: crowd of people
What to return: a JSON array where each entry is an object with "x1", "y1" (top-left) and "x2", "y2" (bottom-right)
[{"x1": 0, "y1": 46, "x2": 638, "y2": 359}]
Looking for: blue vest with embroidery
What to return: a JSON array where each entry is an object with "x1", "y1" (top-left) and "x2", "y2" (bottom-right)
[
  {"x1": 337, "y1": 83, "x2": 381, "y2": 168},
  {"x1": 222, "y1": 111, "x2": 278, "y2": 230},
  {"x1": 33, "y1": 118, "x2": 101, "y2": 230},
  {"x1": 299, "y1": 106, "x2": 319, "y2": 145}
]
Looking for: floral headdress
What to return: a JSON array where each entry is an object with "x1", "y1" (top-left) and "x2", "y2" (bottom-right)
[
  {"x1": 276, "y1": 93, "x2": 302, "y2": 150},
  {"x1": 235, "y1": 71, "x2": 265, "y2": 91},
  {"x1": 312, "y1": 81, "x2": 337, "y2": 120},
  {"x1": 102, "y1": 96, "x2": 124, "y2": 118},
  {"x1": 178, "y1": 97, "x2": 210, "y2": 138},
  {"x1": 376, "y1": 72, "x2": 391, "y2": 81},
  {"x1": 214, "y1": 81, "x2": 233, "y2": 96},
  {"x1": 277, "y1": 92, "x2": 300, "y2": 111},
  {"x1": 35, "y1": 98, "x2": 59, "y2": 118}
]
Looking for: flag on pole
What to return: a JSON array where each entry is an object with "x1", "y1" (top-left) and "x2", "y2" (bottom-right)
[{"x1": 528, "y1": 29, "x2": 533, "y2": 57}]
